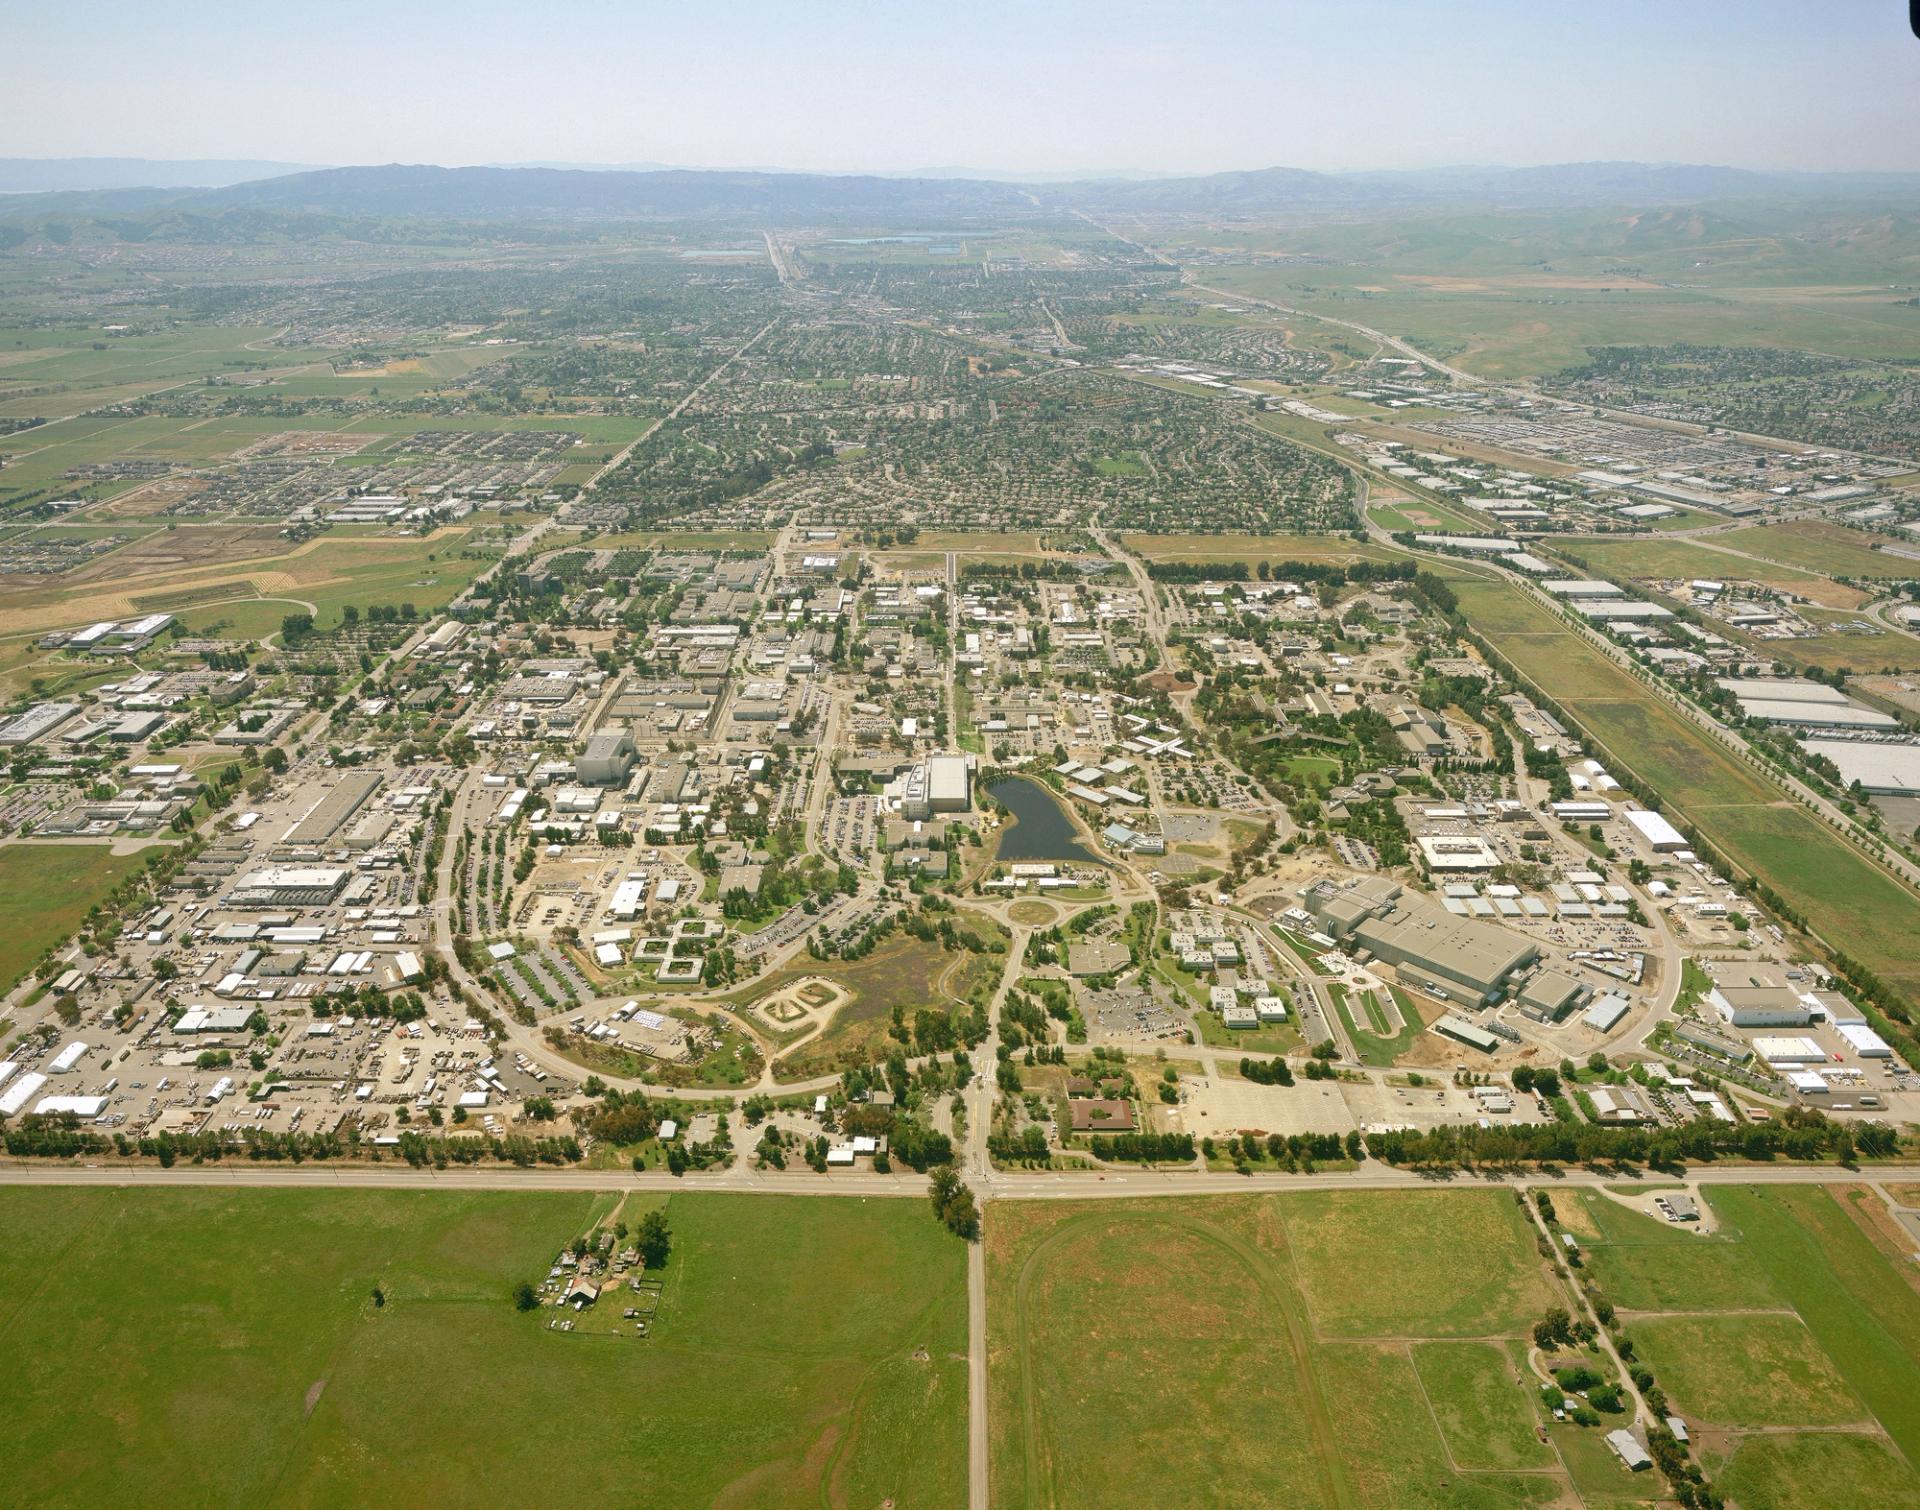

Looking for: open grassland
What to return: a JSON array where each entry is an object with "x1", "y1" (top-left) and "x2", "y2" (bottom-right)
[
  {"x1": 1634, "y1": 1313, "x2": 1866, "y2": 1428},
  {"x1": 765, "y1": 931, "x2": 1000, "y2": 1081},
  {"x1": 1411, "y1": 1341, "x2": 1559, "y2": 1471},
  {"x1": 1575, "y1": 1192, "x2": 1781, "y2": 1312},
  {"x1": 1124, "y1": 531, "x2": 1403, "y2": 566},
  {"x1": 0, "y1": 841, "x2": 151, "y2": 990},
  {"x1": 1574, "y1": 1183, "x2": 1920, "y2": 1489},
  {"x1": 1450, "y1": 576, "x2": 1920, "y2": 998},
  {"x1": 988, "y1": 1190, "x2": 1573, "y2": 1509},
  {"x1": 0, "y1": 527, "x2": 498, "y2": 636},
  {"x1": 1561, "y1": 535, "x2": 1863, "y2": 608},
  {"x1": 1203, "y1": 260, "x2": 1920, "y2": 378},
  {"x1": 1720, "y1": 520, "x2": 1917, "y2": 580},
  {"x1": 1279, "y1": 1188, "x2": 1559, "y2": 1337},
  {"x1": 1712, "y1": 1432, "x2": 1920, "y2": 1510},
  {"x1": 0, "y1": 1188, "x2": 967, "y2": 1508}
]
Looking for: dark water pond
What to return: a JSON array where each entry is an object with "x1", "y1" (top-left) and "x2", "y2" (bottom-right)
[{"x1": 989, "y1": 776, "x2": 1103, "y2": 865}]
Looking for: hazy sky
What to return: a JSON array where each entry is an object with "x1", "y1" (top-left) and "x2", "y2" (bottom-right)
[{"x1": 7, "y1": 0, "x2": 1920, "y2": 175}]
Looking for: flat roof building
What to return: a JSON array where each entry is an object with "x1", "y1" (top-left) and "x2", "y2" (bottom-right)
[{"x1": 1309, "y1": 883, "x2": 1548, "y2": 1009}]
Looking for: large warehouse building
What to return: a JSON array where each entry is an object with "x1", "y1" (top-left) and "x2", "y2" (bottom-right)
[
  {"x1": 228, "y1": 866, "x2": 351, "y2": 908},
  {"x1": 1303, "y1": 877, "x2": 1539, "y2": 1005},
  {"x1": 1800, "y1": 739, "x2": 1920, "y2": 797}
]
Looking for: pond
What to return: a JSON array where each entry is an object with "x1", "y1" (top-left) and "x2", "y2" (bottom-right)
[{"x1": 989, "y1": 776, "x2": 1104, "y2": 866}]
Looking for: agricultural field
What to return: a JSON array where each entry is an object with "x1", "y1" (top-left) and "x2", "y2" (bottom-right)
[
  {"x1": 1569, "y1": 1184, "x2": 1920, "y2": 1505},
  {"x1": 0, "y1": 1188, "x2": 968, "y2": 1508},
  {"x1": 0, "y1": 527, "x2": 500, "y2": 637},
  {"x1": 0, "y1": 841, "x2": 153, "y2": 990},
  {"x1": 1124, "y1": 532, "x2": 1403, "y2": 566},
  {"x1": 1718, "y1": 521, "x2": 1916, "y2": 581},
  {"x1": 988, "y1": 1190, "x2": 1575, "y2": 1508}
]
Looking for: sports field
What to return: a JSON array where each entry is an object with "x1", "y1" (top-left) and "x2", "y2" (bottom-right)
[
  {"x1": 988, "y1": 1190, "x2": 1574, "y2": 1508},
  {"x1": 1573, "y1": 1184, "x2": 1920, "y2": 1505},
  {"x1": 0, "y1": 1188, "x2": 967, "y2": 1507},
  {"x1": 1451, "y1": 576, "x2": 1920, "y2": 1000}
]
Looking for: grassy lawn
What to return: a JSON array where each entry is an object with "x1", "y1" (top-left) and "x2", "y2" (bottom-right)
[
  {"x1": 0, "y1": 1188, "x2": 967, "y2": 1507},
  {"x1": 0, "y1": 841, "x2": 152, "y2": 990},
  {"x1": 1331, "y1": 983, "x2": 1423, "y2": 1067},
  {"x1": 988, "y1": 1192, "x2": 1572, "y2": 1509}
]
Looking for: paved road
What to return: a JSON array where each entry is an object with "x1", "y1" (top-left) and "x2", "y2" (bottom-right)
[{"x1": 0, "y1": 1155, "x2": 1888, "y2": 1198}]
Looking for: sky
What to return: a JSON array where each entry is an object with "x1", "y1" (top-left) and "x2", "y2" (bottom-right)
[{"x1": 6, "y1": 0, "x2": 1920, "y2": 176}]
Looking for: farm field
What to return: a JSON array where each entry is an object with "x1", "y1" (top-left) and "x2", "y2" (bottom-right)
[
  {"x1": 1450, "y1": 576, "x2": 1920, "y2": 999},
  {"x1": 1124, "y1": 531, "x2": 1404, "y2": 566},
  {"x1": 1202, "y1": 263, "x2": 1920, "y2": 378},
  {"x1": 0, "y1": 1188, "x2": 968, "y2": 1508},
  {"x1": 0, "y1": 840, "x2": 152, "y2": 990},
  {"x1": 1561, "y1": 535, "x2": 1863, "y2": 608},
  {"x1": 988, "y1": 1190, "x2": 1576, "y2": 1509},
  {"x1": 0, "y1": 527, "x2": 500, "y2": 637},
  {"x1": 1719, "y1": 520, "x2": 1916, "y2": 580},
  {"x1": 1571, "y1": 1183, "x2": 1920, "y2": 1500}
]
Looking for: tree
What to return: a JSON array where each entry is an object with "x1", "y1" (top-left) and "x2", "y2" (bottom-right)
[
  {"x1": 514, "y1": 1281, "x2": 539, "y2": 1311},
  {"x1": 636, "y1": 1210, "x2": 672, "y2": 1269},
  {"x1": 1533, "y1": 1306, "x2": 1575, "y2": 1351},
  {"x1": 928, "y1": 1164, "x2": 980, "y2": 1240}
]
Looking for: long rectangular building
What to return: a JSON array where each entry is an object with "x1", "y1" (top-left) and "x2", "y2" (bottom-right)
[{"x1": 285, "y1": 771, "x2": 383, "y2": 846}]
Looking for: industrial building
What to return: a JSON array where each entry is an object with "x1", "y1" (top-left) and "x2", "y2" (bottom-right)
[
  {"x1": 1717, "y1": 677, "x2": 1900, "y2": 731},
  {"x1": 576, "y1": 731, "x2": 637, "y2": 786},
  {"x1": 1622, "y1": 808, "x2": 1687, "y2": 852},
  {"x1": 285, "y1": 771, "x2": 383, "y2": 846},
  {"x1": 1303, "y1": 877, "x2": 1539, "y2": 1005},
  {"x1": 228, "y1": 866, "x2": 352, "y2": 908},
  {"x1": 1800, "y1": 739, "x2": 1920, "y2": 796}
]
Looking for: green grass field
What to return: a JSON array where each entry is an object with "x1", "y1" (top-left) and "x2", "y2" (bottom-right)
[
  {"x1": 0, "y1": 1188, "x2": 967, "y2": 1507},
  {"x1": 1720, "y1": 521, "x2": 1915, "y2": 581},
  {"x1": 1572, "y1": 1183, "x2": 1920, "y2": 1499},
  {"x1": 1712, "y1": 1432, "x2": 1920, "y2": 1509},
  {"x1": 988, "y1": 1191, "x2": 1573, "y2": 1508},
  {"x1": 0, "y1": 841, "x2": 151, "y2": 990},
  {"x1": 1634, "y1": 1313, "x2": 1866, "y2": 1427},
  {"x1": 1411, "y1": 1341, "x2": 1559, "y2": 1471},
  {"x1": 1124, "y1": 532, "x2": 1402, "y2": 567}
]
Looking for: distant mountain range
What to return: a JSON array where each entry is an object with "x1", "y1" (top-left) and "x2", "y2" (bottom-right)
[
  {"x1": 0, "y1": 157, "x2": 326, "y2": 192},
  {"x1": 5, "y1": 158, "x2": 1920, "y2": 222}
]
